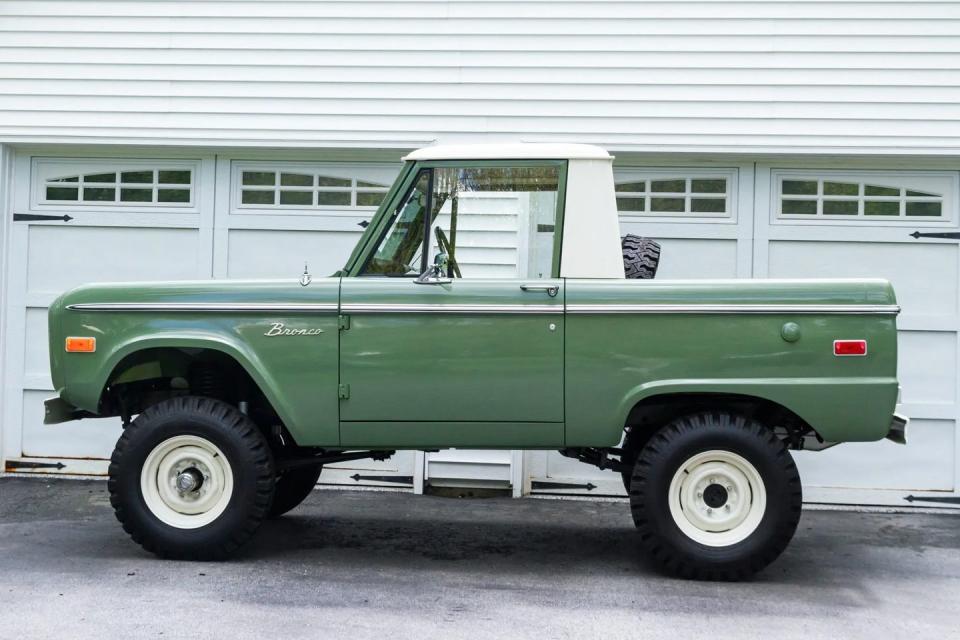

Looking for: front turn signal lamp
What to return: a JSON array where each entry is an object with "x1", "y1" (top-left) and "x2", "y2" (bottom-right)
[{"x1": 65, "y1": 337, "x2": 96, "y2": 353}]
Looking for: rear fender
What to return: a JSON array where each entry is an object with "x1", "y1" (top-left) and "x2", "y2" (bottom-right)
[{"x1": 617, "y1": 378, "x2": 899, "y2": 443}]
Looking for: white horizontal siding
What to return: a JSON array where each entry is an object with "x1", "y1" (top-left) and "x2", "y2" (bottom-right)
[{"x1": 1, "y1": 1, "x2": 959, "y2": 153}]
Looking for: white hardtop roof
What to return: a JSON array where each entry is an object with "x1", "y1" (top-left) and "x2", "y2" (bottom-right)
[{"x1": 403, "y1": 143, "x2": 611, "y2": 162}]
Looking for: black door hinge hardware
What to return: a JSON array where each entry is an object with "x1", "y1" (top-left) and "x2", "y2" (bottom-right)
[
  {"x1": 5, "y1": 460, "x2": 66, "y2": 471},
  {"x1": 909, "y1": 231, "x2": 960, "y2": 240},
  {"x1": 349, "y1": 474, "x2": 414, "y2": 485},
  {"x1": 13, "y1": 214, "x2": 73, "y2": 222},
  {"x1": 358, "y1": 220, "x2": 370, "y2": 228},
  {"x1": 904, "y1": 494, "x2": 960, "y2": 505},
  {"x1": 531, "y1": 480, "x2": 597, "y2": 492}
]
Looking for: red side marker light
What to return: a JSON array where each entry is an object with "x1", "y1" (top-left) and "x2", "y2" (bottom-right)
[
  {"x1": 65, "y1": 337, "x2": 96, "y2": 353},
  {"x1": 834, "y1": 339, "x2": 867, "y2": 356}
]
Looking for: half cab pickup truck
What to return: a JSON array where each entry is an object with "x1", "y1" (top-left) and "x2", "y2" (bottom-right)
[{"x1": 46, "y1": 143, "x2": 907, "y2": 580}]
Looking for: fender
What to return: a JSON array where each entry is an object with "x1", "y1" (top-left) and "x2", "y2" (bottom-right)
[
  {"x1": 615, "y1": 377, "x2": 900, "y2": 443},
  {"x1": 64, "y1": 332, "x2": 299, "y2": 440}
]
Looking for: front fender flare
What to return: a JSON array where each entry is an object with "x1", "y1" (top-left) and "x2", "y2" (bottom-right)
[{"x1": 70, "y1": 332, "x2": 296, "y2": 432}]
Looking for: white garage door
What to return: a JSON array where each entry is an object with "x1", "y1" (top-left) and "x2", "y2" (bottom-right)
[
  {"x1": 2, "y1": 150, "x2": 417, "y2": 487},
  {"x1": 528, "y1": 161, "x2": 960, "y2": 508}
]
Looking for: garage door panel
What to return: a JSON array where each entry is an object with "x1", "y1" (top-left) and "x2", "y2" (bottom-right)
[
  {"x1": 767, "y1": 240, "x2": 957, "y2": 320},
  {"x1": 795, "y1": 419, "x2": 954, "y2": 491},
  {"x1": 23, "y1": 307, "x2": 51, "y2": 383},
  {"x1": 897, "y1": 330, "x2": 956, "y2": 405},
  {"x1": 226, "y1": 229, "x2": 358, "y2": 278},
  {"x1": 648, "y1": 238, "x2": 738, "y2": 279},
  {"x1": 20, "y1": 390, "x2": 121, "y2": 459},
  {"x1": 27, "y1": 225, "x2": 202, "y2": 294}
]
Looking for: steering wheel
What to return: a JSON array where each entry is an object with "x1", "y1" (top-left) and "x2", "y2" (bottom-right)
[{"x1": 433, "y1": 227, "x2": 462, "y2": 278}]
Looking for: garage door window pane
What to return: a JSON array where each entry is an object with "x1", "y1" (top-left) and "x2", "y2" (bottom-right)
[
  {"x1": 357, "y1": 191, "x2": 386, "y2": 207},
  {"x1": 121, "y1": 188, "x2": 152, "y2": 202},
  {"x1": 866, "y1": 185, "x2": 900, "y2": 197},
  {"x1": 46, "y1": 187, "x2": 78, "y2": 200},
  {"x1": 83, "y1": 187, "x2": 115, "y2": 201},
  {"x1": 906, "y1": 201, "x2": 942, "y2": 216},
  {"x1": 824, "y1": 181, "x2": 858, "y2": 196},
  {"x1": 121, "y1": 170, "x2": 153, "y2": 184},
  {"x1": 865, "y1": 201, "x2": 900, "y2": 216},
  {"x1": 651, "y1": 197, "x2": 685, "y2": 212},
  {"x1": 691, "y1": 197, "x2": 725, "y2": 213},
  {"x1": 782, "y1": 180, "x2": 817, "y2": 195},
  {"x1": 691, "y1": 179, "x2": 726, "y2": 193},
  {"x1": 158, "y1": 189, "x2": 190, "y2": 203},
  {"x1": 823, "y1": 200, "x2": 858, "y2": 215},
  {"x1": 651, "y1": 179, "x2": 685, "y2": 193},
  {"x1": 777, "y1": 172, "x2": 949, "y2": 221},
  {"x1": 83, "y1": 172, "x2": 116, "y2": 183},
  {"x1": 279, "y1": 190, "x2": 313, "y2": 205},
  {"x1": 40, "y1": 163, "x2": 195, "y2": 208},
  {"x1": 242, "y1": 190, "x2": 275, "y2": 205},
  {"x1": 782, "y1": 199, "x2": 817, "y2": 215},
  {"x1": 317, "y1": 191, "x2": 351, "y2": 206},
  {"x1": 243, "y1": 171, "x2": 275, "y2": 186},
  {"x1": 280, "y1": 173, "x2": 313, "y2": 187},
  {"x1": 616, "y1": 197, "x2": 645, "y2": 212}
]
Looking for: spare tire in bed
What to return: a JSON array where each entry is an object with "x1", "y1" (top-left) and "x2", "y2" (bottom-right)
[{"x1": 621, "y1": 234, "x2": 661, "y2": 279}]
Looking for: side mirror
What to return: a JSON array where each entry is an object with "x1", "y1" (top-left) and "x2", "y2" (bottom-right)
[{"x1": 414, "y1": 252, "x2": 452, "y2": 285}]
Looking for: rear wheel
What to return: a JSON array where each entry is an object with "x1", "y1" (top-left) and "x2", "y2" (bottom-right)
[
  {"x1": 269, "y1": 465, "x2": 323, "y2": 518},
  {"x1": 629, "y1": 412, "x2": 802, "y2": 580},
  {"x1": 108, "y1": 396, "x2": 276, "y2": 560}
]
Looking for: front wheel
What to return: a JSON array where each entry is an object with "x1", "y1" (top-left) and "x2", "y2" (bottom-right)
[
  {"x1": 108, "y1": 396, "x2": 276, "y2": 560},
  {"x1": 629, "y1": 412, "x2": 802, "y2": 580}
]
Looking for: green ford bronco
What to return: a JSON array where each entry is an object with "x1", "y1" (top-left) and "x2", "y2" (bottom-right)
[{"x1": 46, "y1": 144, "x2": 907, "y2": 579}]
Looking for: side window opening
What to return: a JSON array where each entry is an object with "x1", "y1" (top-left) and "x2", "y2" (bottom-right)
[{"x1": 361, "y1": 164, "x2": 561, "y2": 279}]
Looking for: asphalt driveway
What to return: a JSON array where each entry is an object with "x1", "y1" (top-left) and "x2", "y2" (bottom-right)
[{"x1": 0, "y1": 477, "x2": 957, "y2": 639}]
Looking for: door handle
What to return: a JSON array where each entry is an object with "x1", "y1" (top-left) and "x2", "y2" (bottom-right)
[{"x1": 520, "y1": 284, "x2": 559, "y2": 298}]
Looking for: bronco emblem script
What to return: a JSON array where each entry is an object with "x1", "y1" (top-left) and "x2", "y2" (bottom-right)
[{"x1": 263, "y1": 322, "x2": 323, "y2": 337}]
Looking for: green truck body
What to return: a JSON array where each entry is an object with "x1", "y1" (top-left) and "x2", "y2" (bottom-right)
[{"x1": 48, "y1": 276, "x2": 900, "y2": 448}]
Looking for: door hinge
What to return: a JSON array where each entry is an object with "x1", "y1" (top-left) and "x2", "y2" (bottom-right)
[
  {"x1": 349, "y1": 474, "x2": 413, "y2": 485},
  {"x1": 5, "y1": 459, "x2": 66, "y2": 471},
  {"x1": 338, "y1": 383, "x2": 350, "y2": 399},
  {"x1": 531, "y1": 480, "x2": 597, "y2": 492},
  {"x1": 13, "y1": 213, "x2": 73, "y2": 223},
  {"x1": 910, "y1": 231, "x2": 960, "y2": 240},
  {"x1": 338, "y1": 314, "x2": 351, "y2": 330}
]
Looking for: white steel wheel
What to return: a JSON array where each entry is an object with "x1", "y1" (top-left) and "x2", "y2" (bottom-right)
[
  {"x1": 140, "y1": 434, "x2": 234, "y2": 529},
  {"x1": 667, "y1": 449, "x2": 766, "y2": 547}
]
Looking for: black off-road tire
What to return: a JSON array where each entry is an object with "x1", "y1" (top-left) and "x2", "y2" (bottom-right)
[
  {"x1": 629, "y1": 412, "x2": 802, "y2": 580},
  {"x1": 621, "y1": 234, "x2": 661, "y2": 279},
  {"x1": 108, "y1": 396, "x2": 276, "y2": 560},
  {"x1": 269, "y1": 465, "x2": 323, "y2": 518}
]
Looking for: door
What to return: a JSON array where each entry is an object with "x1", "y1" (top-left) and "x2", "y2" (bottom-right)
[{"x1": 339, "y1": 161, "x2": 567, "y2": 451}]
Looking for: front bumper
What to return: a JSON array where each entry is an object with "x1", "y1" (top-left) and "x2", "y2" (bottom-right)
[
  {"x1": 43, "y1": 396, "x2": 90, "y2": 425},
  {"x1": 886, "y1": 413, "x2": 909, "y2": 445}
]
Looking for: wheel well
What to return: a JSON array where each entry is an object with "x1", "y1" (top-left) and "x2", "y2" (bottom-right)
[
  {"x1": 100, "y1": 348, "x2": 285, "y2": 438},
  {"x1": 620, "y1": 392, "x2": 818, "y2": 461}
]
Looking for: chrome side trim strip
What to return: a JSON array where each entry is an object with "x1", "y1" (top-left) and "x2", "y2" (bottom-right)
[
  {"x1": 66, "y1": 302, "x2": 339, "y2": 312},
  {"x1": 566, "y1": 304, "x2": 901, "y2": 315},
  {"x1": 342, "y1": 303, "x2": 562, "y2": 314},
  {"x1": 67, "y1": 302, "x2": 900, "y2": 316}
]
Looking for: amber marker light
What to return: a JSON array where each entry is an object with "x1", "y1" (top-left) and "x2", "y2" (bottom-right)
[{"x1": 65, "y1": 337, "x2": 96, "y2": 353}]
